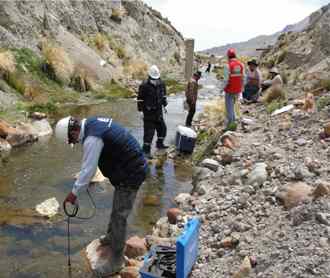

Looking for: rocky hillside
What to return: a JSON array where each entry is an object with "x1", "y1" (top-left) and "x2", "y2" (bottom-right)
[
  {"x1": 260, "y1": 3, "x2": 330, "y2": 93},
  {"x1": 202, "y1": 16, "x2": 309, "y2": 57},
  {"x1": 0, "y1": 0, "x2": 185, "y2": 118}
]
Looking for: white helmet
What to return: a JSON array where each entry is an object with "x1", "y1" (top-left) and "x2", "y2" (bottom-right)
[
  {"x1": 148, "y1": 65, "x2": 160, "y2": 79},
  {"x1": 55, "y1": 116, "x2": 71, "y2": 143},
  {"x1": 270, "y1": 67, "x2": 279, "y2": 74}
]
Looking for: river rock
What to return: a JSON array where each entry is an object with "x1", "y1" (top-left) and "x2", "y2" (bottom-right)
[
  {"x1": 192, "y1": 167, "x2": 213, "y2": 185},
  {"x1": 167, "y1": 208, "x2": 182, "y2": 224},
  {"x1": 28, "y1": 112, "x2": 47, "y2": 120},
  {"x1": 120, "y1": 266, "x2": 140, "y2": 278},
  {"x1": 85, "y1": 238, "x2": 118, "y2": 276},
  {"x1": 246, "y1": 163, "x2": 268, "y2": 186},
  {"x1": 125, "y1": 236, "x2": 147, "y2": 258},
  {"x1": 277, "y1": 182, "x2": 313, "y2": 209},
  {"x1": 0, "y1": 138, "x2": 11, "y2": 157},
  {"x1": 30, "y1": 119, "x2": 53, "y2": 137},
  {"x1": 174, "y1": 193, "x2": 191, "y2": 206},
  {"x1": 201, "y1": 158, "x2": 220, "y2": 172}
]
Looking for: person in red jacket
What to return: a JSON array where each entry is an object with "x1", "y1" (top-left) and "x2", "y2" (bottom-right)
[{"x1": 223, "y1": 48, "x2": 244, "y2": 131}]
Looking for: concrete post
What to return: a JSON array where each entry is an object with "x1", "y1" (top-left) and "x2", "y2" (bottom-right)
[{"x1": 185, "y1": 39, "x2": 195, "y2": 81}]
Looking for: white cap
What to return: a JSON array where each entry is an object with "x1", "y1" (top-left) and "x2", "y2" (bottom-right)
[
  {"x1": 55, "y1": 116, "x2": 71, "y2": 143},
  {"x1": 148, "y1": 65, "x2": 160, "y2": 79}
]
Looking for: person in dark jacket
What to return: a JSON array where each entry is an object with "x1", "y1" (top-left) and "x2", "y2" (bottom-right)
[
  {"x1": 205, "y1": 62, "x2": 211, "y2": 73},
  {"x1": 185, "y1": 71, "x2": 202, "y2": 127},
  {"x1": 137, "y1": 65, "x2": 168, "y2": 159},
  {"x1": 56, "y1": 116, "x2": 148, "y2": 276}
]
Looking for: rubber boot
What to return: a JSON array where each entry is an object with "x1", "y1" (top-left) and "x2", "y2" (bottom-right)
[
  {"x1": 156, "y1": 139, "x2": 169, "y2": 150},
  {"x1": 143, "y1": 144, "x2": 153, "y2": 159}
]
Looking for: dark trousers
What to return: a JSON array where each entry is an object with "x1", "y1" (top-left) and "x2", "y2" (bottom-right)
[
  {"x1": 185, "y1": 104, "x2": 196, "y2": 127},
  {"x1": 105, "y1": 186, "x2": 138, "y2": 267},
  {"x1": 143, "y1": 117, "x2": 167, "y2": 146}
]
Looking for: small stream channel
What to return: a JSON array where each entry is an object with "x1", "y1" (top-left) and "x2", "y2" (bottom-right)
[{"x1": 0, "y1": 74, "x2": 220, "y2": 277}]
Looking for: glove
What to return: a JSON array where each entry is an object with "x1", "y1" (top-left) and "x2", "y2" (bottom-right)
[
  {"x1": 64, "y1": 192, "x2": 77, "y2": 205},
  {"x1": 140, "y1": 112, "x2": 144, "y2": 120}
]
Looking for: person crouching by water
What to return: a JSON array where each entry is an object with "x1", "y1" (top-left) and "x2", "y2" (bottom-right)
[
  {"x1": 223, "y1": 48, "x2": 244, "y2": 131},
  {"x1": 185, "y1": 71, "x2": 202, "y2": 127},
  {"x1": 243, "y1": 59, "x2": 262, "y2": 103},
  {"x1": 56, "y1": 116, "x2": 148, "y2": 276},
  {"x1": 137, "y1": 65, "x2": 168, "y2": 159}
]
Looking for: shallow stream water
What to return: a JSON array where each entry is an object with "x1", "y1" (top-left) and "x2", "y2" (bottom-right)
[{"x1": 0, "y1": 74, "x2": 220, "y2": 277}]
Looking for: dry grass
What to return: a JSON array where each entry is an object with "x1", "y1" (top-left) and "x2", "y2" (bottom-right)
[
  {"x1": 261, "y1": 85, "x2": 287, "y2": 104},
  {"x1": 124, "y1": 60, "x2": 148, "y2": 80},
  {"x1": 42, "y1": 45, "x2": 74, "y2": 85},
  {"x1": 94, "y1": 33, "x2": 108, "y2": 51},
  {"x1": 202, "y1": 97, "x2": 226, "y2": 125},
  {"x1": 0, "y1": 50, "x2": 16, "y2": 76}
]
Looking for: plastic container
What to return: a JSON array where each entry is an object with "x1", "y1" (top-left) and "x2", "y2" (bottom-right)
[
  {"x1": 140, "y1": 218, "x2": 200, "y2": 278},
  {"x1": 176, "y1": 218, "x2": 200, "y2": 278},
  {"x1": 175, "y1": 125, "x2": 197, "y2": 154}
]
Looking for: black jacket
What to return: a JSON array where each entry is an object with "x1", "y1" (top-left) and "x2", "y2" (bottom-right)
[{"x1": 137, "y1": 78, "x2": 167, "y2": 119}]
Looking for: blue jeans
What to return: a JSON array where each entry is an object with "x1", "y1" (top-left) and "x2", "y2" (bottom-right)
[{"x1": 225, "y1": 93, "x2": 238, "y2": 124}]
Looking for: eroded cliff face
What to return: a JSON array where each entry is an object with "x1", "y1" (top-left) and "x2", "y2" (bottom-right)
[
  {"x1": 0, "y1": 0, "x2": 185, "y2": 91},
  {"x1": 261, "y1": 3, "x2": 330, "y2": 87}
]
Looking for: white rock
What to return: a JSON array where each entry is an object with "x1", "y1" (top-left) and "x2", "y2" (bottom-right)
[
  {"x1": 35, "y1": 197, "x2": 59, "y2": 217},
  {"x1": 30, "y1": 119, "x2": 53, "y2": 137},
  {"x1": 175, "y1": 193, "x2": 191, "y2": 205},
  {"x1": 201, "y1": 159, "x2": 220, "y2": 172},
  {"x1": 247, "y1": 163, "x2": 268, "y2": 186}
]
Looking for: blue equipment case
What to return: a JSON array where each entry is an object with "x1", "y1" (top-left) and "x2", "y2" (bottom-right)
[
  {"x1": 175, "y1": 126, "x2": 197, "y2": 154},
  {"x1": 140, "y1": 218, "x2": 201, "y2": 278}
]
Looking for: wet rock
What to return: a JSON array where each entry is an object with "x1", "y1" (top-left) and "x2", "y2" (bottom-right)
[
  {"x1": 125, "y1": 236, "x2": 147, "y2": 259},
  {"x1": 120, "y1": 266, "x2": 140, "y2": 278},
  {"x1": 85, "y1": 239, "x2": 117, "y2": 275},
  {"x1": 0, "y1": 138, "x2": 11, "y2": 157},
  {"x1": 277, "y1": 182, "x2": 313, "y2": 209},
  {"x1": 201, "y1": 158, "x2": 220, "y2": 172},
  {"x1": 246, "y1": 163, "x2": 268, "y2": 186},
  {"x1": 167, "y1": 208, "x2": 182, "y2": 224}
]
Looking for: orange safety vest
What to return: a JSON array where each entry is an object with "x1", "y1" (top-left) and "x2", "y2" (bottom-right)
[{"x1": 224, "y1": 59, "x2": 244, "y2": 94}]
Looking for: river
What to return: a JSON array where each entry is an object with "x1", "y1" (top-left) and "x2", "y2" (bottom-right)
[{"x1": 0, "y1": 74, "x2": 220, "y2": 277}]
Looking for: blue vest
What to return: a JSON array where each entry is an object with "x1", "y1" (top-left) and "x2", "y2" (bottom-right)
[{"x1": 83, "y1": 117, "x2": 147, "y2": 187}]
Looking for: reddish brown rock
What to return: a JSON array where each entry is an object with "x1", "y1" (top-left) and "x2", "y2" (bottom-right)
[
  {"x1": 324, "y1": 122, "x2": 330, "y2": 137},
  {"x1": 277, "y1": 182, "x2": 313, "y2": 209},
  {"x1": 220, "y1": 237, "x2": 239, "y2": 249},
  {"x1": 167, "y1": 208, "x2": 182, "y2": 224},
  {"x1": 313, "y1": 181, "x2": 330, "y2": 200},
  {"x1": 125, "y1": 236, "x2": 147, "y2": 259}
]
